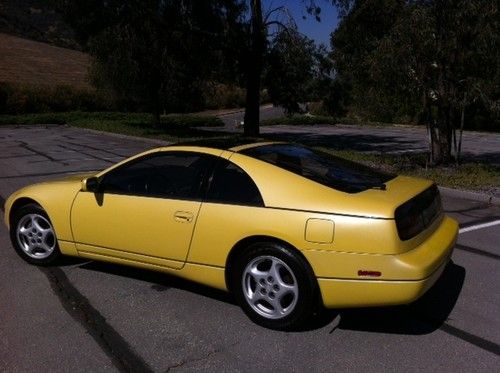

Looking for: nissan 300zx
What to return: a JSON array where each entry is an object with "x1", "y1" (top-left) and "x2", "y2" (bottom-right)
[{"x1": 3, "y1": 140, "x2": 458, "y2": 329}]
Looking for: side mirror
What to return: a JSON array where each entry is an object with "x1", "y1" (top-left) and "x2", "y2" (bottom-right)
[{"x1": 82, "y1": 177, "x2": 100, "y2": 193}]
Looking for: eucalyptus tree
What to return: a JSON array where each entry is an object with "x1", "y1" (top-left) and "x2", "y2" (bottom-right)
[
  {"x1": 265, "y1": 28, "x2": 318, "y2": 115},
  {"x1": 329, "y1": 0, "x2": 499, "y2": 164}
]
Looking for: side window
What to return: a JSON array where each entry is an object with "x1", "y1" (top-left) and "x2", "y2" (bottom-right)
[
  {"x1": 100, "y1": 152, "x2": 215, "y2": 199},
  {"x1": 207, "y1": 160, "x2": 264, "y2": 206}
]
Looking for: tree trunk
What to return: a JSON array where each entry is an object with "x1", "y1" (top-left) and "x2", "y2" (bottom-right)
[
  {"x1": 152, "y1": 106, "x2": 161, "y2": 128},
  {"x1": 243, "y1": 0, "x2": 264, "y2": 136},
  {"x1": 456, "y1": 103, "x2": 466, "y2": 165},
  {"x1": 422, "y1": 93, "x2": 434, "y2": 164},
  {"x1": 151, "y1": 83, "x2": 161, "y2": 128},
  {"x1": 431, "y1": 106, "x2": 453, "y2": 165}
]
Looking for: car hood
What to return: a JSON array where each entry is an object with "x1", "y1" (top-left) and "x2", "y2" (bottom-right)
[{"x1": 48, "y1": 172, "x2": 97, "y2": 184}]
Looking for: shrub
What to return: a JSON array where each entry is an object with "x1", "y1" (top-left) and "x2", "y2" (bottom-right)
[
  {"x1": 204, "y1": 83, "x2": 246, "y2": 109},
  {"x1": 308, "y1": 101, "x2": 329, "y2": 116},
  {"x1": 0, "y1": 82, "x2": 117, "y2": 114},
  {"x1": 161, "y1": 114, "x2": 223, "y2": 127}
]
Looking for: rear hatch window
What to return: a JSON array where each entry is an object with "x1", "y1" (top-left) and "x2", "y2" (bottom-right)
[{"x1": 241, "y1": 144, "x2": 395, "y2": 193}]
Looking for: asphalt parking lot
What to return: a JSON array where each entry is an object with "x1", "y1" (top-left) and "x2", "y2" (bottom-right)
[
  {"x1": 0, "y1": 124, "x2": 499, "y2": 372},
  {"x1": 220, "y1": 106, "x2": 500, "y2": 167}
]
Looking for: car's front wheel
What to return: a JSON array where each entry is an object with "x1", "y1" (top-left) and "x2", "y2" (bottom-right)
[
  {"x1": 231, "y1": 242, "x2": 318, "y2": 330},
  {"x1": 10, "y1": 203, "x2": 61, "y2": 265}
]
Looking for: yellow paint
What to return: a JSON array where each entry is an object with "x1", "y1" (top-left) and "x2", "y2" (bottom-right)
[
  {"x1": 3, "y1": 172, "x2": 94, "y2": 239},
  {"x1": 58, "y1": 240, "x2": 79, "y2": 256},
  {"x1": 71, "y1": 193, "x2": 201, "y2": 269},
  {"x1": 77, "y1": 245, "x2": 227, "y2": 291},
  {"x1": 3, "y1": 144, "x2": 459, "y2": 309},
  {"x1": 304, "y1": 216, "x2": 457, "y2": 280},
  {"x1": 318, "y1": 258, "x2": 449, "y2": 308},
  {"x1": 305, "y1": 218, "x2": 335, "y2": 243}
]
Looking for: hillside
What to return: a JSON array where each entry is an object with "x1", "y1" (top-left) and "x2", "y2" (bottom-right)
[
  {"x1": 0, "y1": 33, "x2": 90, "y2": 88},
  {"x1": 0, "y1": 0, "x2": 79, "y2": 49}
]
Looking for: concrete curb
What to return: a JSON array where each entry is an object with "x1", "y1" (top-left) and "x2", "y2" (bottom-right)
[
  {"x1": 73, "y1": 125, "x2": 171, "y2": 146},
  {"x1": 200, "y1": 104, "x2": 273, "y2": 118},
  {"x1": 439, "y1": 186, "x2": 500, "y2": 206}
]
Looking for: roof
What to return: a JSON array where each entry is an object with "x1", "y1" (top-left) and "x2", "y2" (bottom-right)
[{"x1": 173, "y1": 137, "x2": 279, "y2": 151}]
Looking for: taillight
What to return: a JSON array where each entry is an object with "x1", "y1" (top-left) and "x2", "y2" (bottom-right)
[
  {"x1": 396, "y1": 204, "x2": 425, "y2": 240},
  {"x1": 395, "y1": 185, "x2": 441, "y2": 240}
]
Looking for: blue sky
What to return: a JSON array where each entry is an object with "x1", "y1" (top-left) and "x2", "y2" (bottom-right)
[{"x1": 262, "y1": 0, "x2": 340, "y2": 47}]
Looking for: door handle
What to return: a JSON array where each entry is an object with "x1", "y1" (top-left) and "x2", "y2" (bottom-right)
[{"x1": 174, "y1": 211, "x2": 194, "y2": 223}]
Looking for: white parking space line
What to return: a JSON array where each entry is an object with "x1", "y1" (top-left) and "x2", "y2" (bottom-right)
[{"x1": 459, "y1": 220, "x2": 500, "y2": 234}]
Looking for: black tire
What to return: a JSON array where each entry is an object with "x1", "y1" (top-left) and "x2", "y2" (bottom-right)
[
  {"x1": 230, "y1": 241, "x2": 319, "y2": 330},
  {"x1": 9, "y1": 203, "x2": 61, "y2": 265}
]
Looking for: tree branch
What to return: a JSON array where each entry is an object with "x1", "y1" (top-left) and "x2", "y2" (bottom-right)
[{"x1": 264, "y1": 6, "x2": 285, "y2": 23}]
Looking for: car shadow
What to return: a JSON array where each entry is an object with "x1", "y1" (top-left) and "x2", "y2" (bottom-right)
[
  {"x1": 55, "y1": 256, "x2": 91, "y2": 267},
  {"x1": 77, "y1": 260, "x2": 236, "y2": 306},
  {"x1": 76, "y1": 259, "x2": 464, "y2": 334},
  {"x1": 326, "y1": 261, "x2": 466, "y2": 335}
]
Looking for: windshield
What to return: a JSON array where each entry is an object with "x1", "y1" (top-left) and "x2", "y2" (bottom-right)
[{"x1": 241, "y1": 144, "x2": 395, "y2": 193}]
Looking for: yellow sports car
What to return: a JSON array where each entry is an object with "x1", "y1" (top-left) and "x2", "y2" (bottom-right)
[{"x1": 3, "y1": 140, "x2": 458, "y2": 329}]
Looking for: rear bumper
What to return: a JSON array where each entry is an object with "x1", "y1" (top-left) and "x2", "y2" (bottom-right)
[
  {"x1": 315, "y1": 215, "x2": 458, "y2": 308},
  {"x1": 318, "y1": 258, "x2": 449, "y2": 308}
]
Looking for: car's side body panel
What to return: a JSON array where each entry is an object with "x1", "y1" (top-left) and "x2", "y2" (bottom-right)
[
  {"x1": 75, "y1": 247, "x2": 228, "y2": 291},
  {"x1": 187, "y1": 202, "x2": 457, "y2": 282},
  {"x1": 187, "y1": 202, "x2": 401, "y2": 266},
  {"x1": 187, "y1": 203, "x2": 316, "y2": 266},
  {"x1": 71, "y1": 193, "x2": 202, "y2": 269},
  {"x1": 75, "y1": 243, "x2": 187, "y2": 272}
]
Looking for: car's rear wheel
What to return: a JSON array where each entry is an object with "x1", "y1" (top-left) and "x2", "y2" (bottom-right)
[
  {"x1": 10, "y1": 203, "x2": 61, "y2": 265},
  {"x1": 231, "y1": 241, "x2": 318, "y2": 330}
]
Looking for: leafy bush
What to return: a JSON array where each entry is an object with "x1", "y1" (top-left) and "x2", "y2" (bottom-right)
[
  {"x1": 308, "y1": 101, "x2": 330, "y2": 116},
  {"x1": 203, "y1": 83, "x2": 246, "y2": 109},
  {"x1": 0, "y1": 83, "x2": 116, "y2": 114}
]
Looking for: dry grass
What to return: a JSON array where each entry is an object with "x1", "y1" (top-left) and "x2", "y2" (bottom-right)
[
  {"x1": 0, "y1": 33, "x2": 90, "y2": 88},
  {"x1": 321, "y1": 149, "x2": 500, "y2": 194}
]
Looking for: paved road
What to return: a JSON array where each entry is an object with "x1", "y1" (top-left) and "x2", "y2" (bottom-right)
[
  {"x1": 260, "y1": 124, "x2": 500, "y2": 166},
  {"x1": 218, "y1": 105, "x2": 285, "y2": 128},
  {"x1": 213, "y1": 105, "x2": 500, "y2": 166},
  {"x1": 0, "y1": 125, "x2": 499, "y2": 372}
]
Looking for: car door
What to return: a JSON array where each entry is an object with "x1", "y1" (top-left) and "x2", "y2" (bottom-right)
[{"x1": 71, "y1": 151, "x2": 217, "y2": 269}]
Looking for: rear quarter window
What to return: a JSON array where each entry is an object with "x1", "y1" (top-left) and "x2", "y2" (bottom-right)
[{"x1": 207, "y1": 160, "x2": 264, "y2": 206}]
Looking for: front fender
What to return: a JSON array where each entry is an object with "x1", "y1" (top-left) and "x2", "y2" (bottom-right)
[{"x1": 4, "y1": 178, "x2": 86, "y2": 242}]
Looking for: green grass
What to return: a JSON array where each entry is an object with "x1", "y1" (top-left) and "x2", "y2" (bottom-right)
[
  {"x1": 320, "y1": 148, "x2": 500, "y2": 193},
  {"x1": 261, "y1": 114, "x2": 338, "y2": 126},
  {"x1": 0, "y1": 111, "x2": 225, "y2": 142}
]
